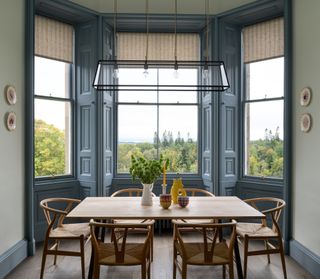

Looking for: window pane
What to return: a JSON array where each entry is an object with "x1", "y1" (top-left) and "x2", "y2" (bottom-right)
[
  {"x1": 246, "y1": 57, "x2": 284, "y2": 100},
  {"x1": 34, "y1": 99, "x2": 71, "y2": 177},
  {"x1": 158, "y1": 68, "x2": 198, "y2": 102},
  {"x1": 118, "y1": 68, "x2": 157, "y2": 103},
  {"x1": 35, "y1": 56, "x2": 70, "y2": 98},
  {"x1": 117, "y1": 105, "x2": 157, "y2": 173},
  {"x1": 159, "y1": 106, "x2": 198, "y2": 173},
  {"x1": 244, "y1": 100, "x2": 283, "y2": 178}
]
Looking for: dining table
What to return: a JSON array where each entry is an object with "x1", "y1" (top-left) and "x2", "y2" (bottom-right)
[{"x1": 67, "y1": 196, "x2": 265, "y2": 279}]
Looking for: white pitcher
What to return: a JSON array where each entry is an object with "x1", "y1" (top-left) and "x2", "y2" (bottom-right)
[{"x1": 141, "y1": 183, "x2": 153, "y2": 206}]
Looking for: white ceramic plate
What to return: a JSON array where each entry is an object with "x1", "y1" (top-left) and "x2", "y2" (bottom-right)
[
  {"x1": 6, "y1": 111, "x2": 17, "y2": 131},
  {"x1": 300, "y1": 113, "x2": 311, "y2": 133},
  {"x1": 5, "y1": 85, "x2": 17, "y2": 105}
]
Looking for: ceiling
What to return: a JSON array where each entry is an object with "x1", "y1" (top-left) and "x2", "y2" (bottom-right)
[{"x1": 69, "y1": 0, "x2": 258, "y2": 15}]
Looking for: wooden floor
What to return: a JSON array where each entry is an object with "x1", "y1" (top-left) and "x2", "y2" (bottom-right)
[{"x1": 6, "y1": 233, "x2": 315, "y2": 279}]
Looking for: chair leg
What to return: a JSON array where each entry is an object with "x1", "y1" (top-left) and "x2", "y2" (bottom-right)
[
  {"x1": 40, "y1": 239, "x2": 48, "y2": 279},
  {"x1": 151, "y1": 224, "x2": 154, "y2": 262},
  {"x1": 223, "y1": 265, "x2": 226, "y2": 279},
  {"x1": 243, "y1": 236, "x2": 249, "y2": 279},
  {"x1": 53, "y1": 240, "x2": 59, "y2": 265},
  {"x1": 93, "y1": 259, "x2": 100, "y2": 279},
  {"x1": 141, "y1": 263, "x2": 147, "y2": 279},
  {"x1": 279, "y1": 238, "x2": 287, "y2": 279},
  {"x1": 229, "y1": 262, "x2": 234, "y2": 279},
  {"x1": 147, "y1": 259, "x2": 151, "y2": 279},
  {"x1": 264, "y1": 240, "x2": 271, "y2": 264},
  {"x1": 173, "y1": 245, "x2": 177, "y2": 279},
  {"x1": 181, "y1": 262, "x2": 187, "y2": 279},
  {"x1": 80, "y1": 236, "x2": 85, "y2": 279}
]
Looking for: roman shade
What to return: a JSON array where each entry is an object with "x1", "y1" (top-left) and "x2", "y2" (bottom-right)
[
  {"x1": 35, "y1": 15, "x2": 74, "y2": 63},
  {"x1": 243, "y1": 17, "x2": 284, "y2": 63},
  {"x1": 117, "y1": 32, "x2": 200, "y2": 61}
]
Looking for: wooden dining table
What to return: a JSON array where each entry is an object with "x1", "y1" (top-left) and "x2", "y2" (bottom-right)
[{"x1": 67, "y1": 196, "x2": 265, "y2": 279}]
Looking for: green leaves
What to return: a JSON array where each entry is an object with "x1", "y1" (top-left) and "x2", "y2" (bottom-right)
[{"x1": 129, "y1": 154, "x2": 169, "y2": 184}]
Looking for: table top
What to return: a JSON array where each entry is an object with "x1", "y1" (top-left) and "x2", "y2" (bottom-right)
[{"x1": 67, "y1": 196, "x2": 265, "y2": 220}]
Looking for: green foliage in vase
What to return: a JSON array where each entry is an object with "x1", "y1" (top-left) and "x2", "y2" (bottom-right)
[{"x1": 129, "y1": 154, "x2": 169, "y2": 184}]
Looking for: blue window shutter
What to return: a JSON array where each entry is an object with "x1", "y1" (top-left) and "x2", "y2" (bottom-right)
[
  {"x1": 218, "y1": 22, "x2": 240, "y2": 196},
  {"x1": 76, "y1": 19, "x2": 98, "y2": 198},
  {"x1": 101, "y1": 19, "x2": 114, "y2": 195}
]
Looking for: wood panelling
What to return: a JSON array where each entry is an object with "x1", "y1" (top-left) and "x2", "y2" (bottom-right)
[
  {"x1": 219, "y1": 21, "x2": 240, "y2": 196},
  {"x1": 76, "y1": 20, "x2": 98, "y2": 192},
  {"x1": 33, "y1": 180, "x2": 79, "y2": 241}
]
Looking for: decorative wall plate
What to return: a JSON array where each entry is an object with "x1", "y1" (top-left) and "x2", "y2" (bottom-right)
[
  {"x1": 5, "y1": 85, "x2": 17, "y2": 105},
  {"x1": 300, "y1": 87, "x2": 311, "y2": 106},
  {"x1": 6, "y1": 111, "x2": 16, "y2": 131},
  {"x1": 300, "y1": 113, "x2": 312, "y2": 133}
]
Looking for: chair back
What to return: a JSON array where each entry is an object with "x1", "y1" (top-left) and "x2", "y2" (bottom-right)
[
  {"x1": 89, "y1": 220, "x2": 153, "y2": 263},
  {"x1": 244, "y1": 197, "x2": 286, "y2": 233},
  {"x1": 111, "y1": 188, "x2": 156, "y2": 197},
  {"x1": 172, "y1": 220, "x2": 236, "y2": 263},
  {"x1": 40, "y1": 198, "x2": 81, "y2": 229},
  {"x1": 184, "y1": 188, "x2": 215, "y2": 197}
]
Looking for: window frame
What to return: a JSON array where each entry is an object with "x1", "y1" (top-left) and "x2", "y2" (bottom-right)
[
  {"x1": 240, "y1": 57, "x2": 285, "y2": 183},
  {"x1": 34, "y1": 55, "x2": 75, "y2": 181},
  {"x1": 114, "y1": 67, "x2": 202, "y2": 178}
]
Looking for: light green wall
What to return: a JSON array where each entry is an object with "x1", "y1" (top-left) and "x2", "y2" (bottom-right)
[
  {"x1": 0, "y1": 0, "x2": 25, "y2": 255},
  {"x1": 70, "y1": 0, "x2": 256, "y2": 14},
  {"x1": 292, "y1": 0, "x2": 320, "y2": 256}
]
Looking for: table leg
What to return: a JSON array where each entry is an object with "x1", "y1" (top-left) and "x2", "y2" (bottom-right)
[{"x1": 234, "y1": 237, "x2": 243, "y2": 279}]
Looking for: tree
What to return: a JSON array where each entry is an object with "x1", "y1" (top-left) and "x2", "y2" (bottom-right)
[
  {"x1": 34, "y1": 119, "x2": 66, "y2": 177},
  {"x1": 248, "y1": 129, "x2": 283, "y2": 178}
]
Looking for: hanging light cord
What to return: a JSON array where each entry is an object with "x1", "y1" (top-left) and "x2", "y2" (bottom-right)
[
  {"x1": 145, "y1": 0, "x2": 149, "y2": 62},
  {"x1": 174, "y1": 0, "x2": 178, "y2": 62},
  {"x1": 205, "y1": 0, "x2": 209, "y2": 62},
  {"x1": 113, "y1": 0, "x2": 117, "y2": 59}
]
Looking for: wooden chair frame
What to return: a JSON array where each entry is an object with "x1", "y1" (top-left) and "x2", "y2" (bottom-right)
[
  {"x1": 178, "y1": 188, "x2": 215, "y2": 226},
  {"x1": 39, "y1": 198, "x2": 90, "y2": 279},
  {"x1": 89, "y1": 219, "x2": 153, "y2": 279},
  {"x1": 237, "y1": 197, "x2": 287, "y2": 279},
  {"x1": 111, "y1": 188, "x2": 155, "y2": 260},
  {"x1": 184, "y1": 188, "x2": 215, "y2": 197},
  {"x1": 111, "y1": 188, "x2": 156, "y2": 198},
  {"x1": 172, "y1": 220, "x2": 237, "y2": 279}
]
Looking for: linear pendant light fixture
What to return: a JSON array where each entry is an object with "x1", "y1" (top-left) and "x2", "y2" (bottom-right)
[{"x1": 93, "y1": 0, "x2": 230, "y2": 92}]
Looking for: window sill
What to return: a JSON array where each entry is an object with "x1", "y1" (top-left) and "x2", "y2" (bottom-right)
[
  {"x1": 238, "y1": 176, "x2": 284, "y2": 187},
  {"x1": 35, "y1": 175, "x2": 77, "y2": 186}
]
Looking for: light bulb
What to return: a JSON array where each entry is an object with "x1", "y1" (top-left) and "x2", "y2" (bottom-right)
[
  {"x1": 202, "y1": 64, "x2": 209, "y2": 81},
  {"x1": 202, "y1": 69, "x2": 209, "y2": 81},
  {"x1": 113, "y1": 64, "x2": 119, "y2": 79},
  {"x1": 173, "y1": 69, "x2": 179, "y2": 79},
  {"x1": 143, "y1": 62, "x2": 149, "y2": 78},
  {"x1": 173, "y1": 61, "x2": 179, "y2": 79}
]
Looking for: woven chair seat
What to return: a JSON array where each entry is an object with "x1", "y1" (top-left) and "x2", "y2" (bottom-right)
[
  {"x1": 236, "y1": 222, "x2": 278, "y2": 238},
  {"x1": 50, "y1": 223, "x2": 90, "y2": 238},
  {"x1": 98, "y1": 243, "x2": 145, "y2": 265},
  {"x1": 175, "y1": 241, "x2": 230, "y2": 265}
]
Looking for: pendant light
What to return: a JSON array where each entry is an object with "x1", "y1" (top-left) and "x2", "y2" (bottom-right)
[{"x1": 93, "y1": 0, "x2": 230, "y2": 92}]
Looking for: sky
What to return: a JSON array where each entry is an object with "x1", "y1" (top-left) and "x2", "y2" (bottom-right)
[{"x1": 34, "y1": 56, "x2": 284, "y2": 142}]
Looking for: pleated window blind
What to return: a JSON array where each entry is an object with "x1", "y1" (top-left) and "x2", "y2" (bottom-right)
[
  {"x1": 243, "y1": 17, "x2": 284, "y2": 63},
  {"x1": 35, "y1": 15, "x2": 74, "y2": 63},
  {"x1": 117, "y1": 32, "x2": 200, "y2": 61}
]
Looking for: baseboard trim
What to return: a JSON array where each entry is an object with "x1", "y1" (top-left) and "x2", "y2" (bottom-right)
[
  {"x1": 290, "y1": 239, "x2": 320, "y2": 279},
  {"x1": 0, "y1": 240, "x2": 28, "y2": 279}
]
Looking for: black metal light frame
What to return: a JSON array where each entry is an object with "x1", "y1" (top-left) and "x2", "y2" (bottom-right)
[{"x1": 92, "y1": 59, "x2": 230, "y2": 92}]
